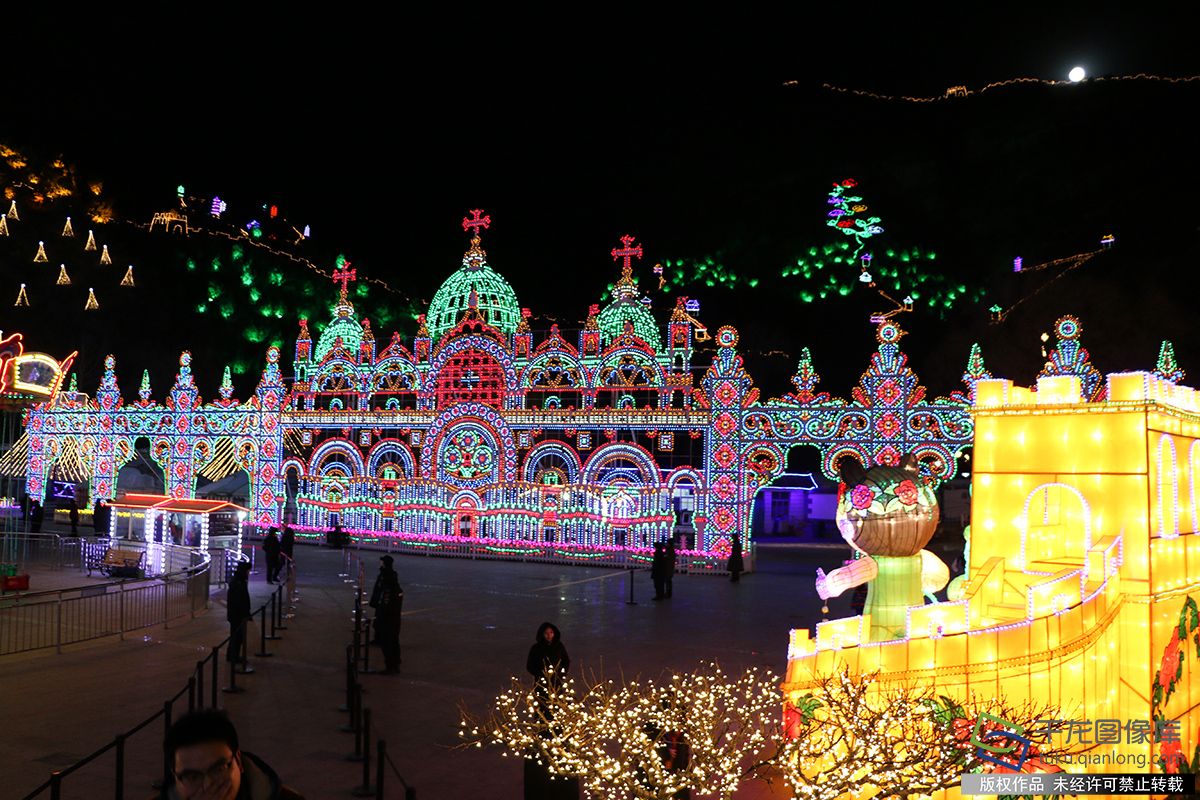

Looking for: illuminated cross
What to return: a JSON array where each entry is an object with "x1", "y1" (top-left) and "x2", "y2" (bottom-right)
[
  {"x1": 462, "y1": 209, "x2": 491, "y2": 236},
  {"x1": 331, "y1": 262, "x2": 356, "y2": 303},
  {"x1": 460, "y1": 369, "x2": 480, "y2": 388},
  {"x1": 611, "y1": 235, "x2": 643, "y2": 274}
]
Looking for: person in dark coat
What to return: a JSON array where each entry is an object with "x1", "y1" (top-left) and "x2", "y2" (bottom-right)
[
  {"x1": 526, "y1": 622, "x2": 570, "y2": 688},
  {"x1": 372, "y1": 566, "x2": 403, "y2": 673},
  {"x1": 650, "y1": 541, "x2": 667, "y2": 600},
  {"x1": 160, "y1": 709, "x2": 304, "y2": 799},
  {"x1": 664, "y1": 540, "x2": 678, "y2": 599},
  {"x1": 262, "y1": 529, "x2": 282, "y2": 583},
  {"x1": 30, "y1": 499, "x2": 43, "y2": 532},
  {"x1": 93, "y1": 499, "x2": 104, "y2": 534},
  {"x1": 524, "y1": 622, "x2": 579, "y2": 800},
  {"x1": 728, "y1": 534, "x2": 744, "y2": 583},
  {"x1": 279, "y1": 526, "x2": 295, "y2": 562},
  {"x1": 69, "y1": 500, "x2": 79, "y2": 534},
  {"x1": 226, "y1": 562, "x2": 252, "y2": 667}
]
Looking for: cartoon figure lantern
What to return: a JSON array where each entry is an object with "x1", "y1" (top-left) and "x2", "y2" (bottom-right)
[{"x1": 815, "y1": 455, "x2": 947, "y2": 640}]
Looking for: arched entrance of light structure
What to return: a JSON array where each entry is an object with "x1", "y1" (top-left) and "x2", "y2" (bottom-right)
[
  {"x1": 1019, "y1": 482, "x2": 1093, "y2": 574},
  {"x1": 452, "y1": 492, "x2": 479, "y2": 537}
]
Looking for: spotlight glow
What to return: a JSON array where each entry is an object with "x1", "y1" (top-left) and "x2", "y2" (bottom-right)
[{"x1": 1068, "y1": 66, "x2": 1086, "y2": 83}]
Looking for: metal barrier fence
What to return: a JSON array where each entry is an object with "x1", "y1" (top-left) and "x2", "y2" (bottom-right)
[
  {"x1": 0, "y1": 544, "x2": 213, "y2": 656},
  {"x1": 18, "y1": 581, "x2": 294, "y2": 800},
  {"x1": 339, "y1": 533, "x2": 747, "y2": 576},
  {"x1": 340, "y1": 552, "x2": 417, "y2": 799},
  {"x1": 0, "y1": 532, "x2": 82, "y2": 571}
]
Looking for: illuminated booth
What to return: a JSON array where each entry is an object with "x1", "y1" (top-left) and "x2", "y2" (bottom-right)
[{"x1": 106, "y1": 493, "x2": 247, "y2": 575}]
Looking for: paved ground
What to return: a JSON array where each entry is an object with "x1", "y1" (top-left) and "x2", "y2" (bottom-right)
[{"x1": 2, "y1": 532, "x2": 964, "y2": 799}]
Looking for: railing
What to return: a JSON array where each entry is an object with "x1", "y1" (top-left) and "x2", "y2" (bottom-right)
[
  {"x1": 343, "y1": 533, "x2": 743, "y2": 575},
  {"x1": 339, "y1": 552, "x2": 416, "y2": 799},
  {"x1": 0, "y1": 532, "x2": 82, "y2": 571},
  {"x1": 18, "y1": 580, "x2": 295, "y2": 800},
  {"x1": 0, "y1": 544, "x2": 213, "y2": 656}
]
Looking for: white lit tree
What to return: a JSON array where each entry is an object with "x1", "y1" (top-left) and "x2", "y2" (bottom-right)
[
  {"x1": 464, "y1": 664, "x2": 1069, "y2": 800},
  {"x1": 779, "y1": 670, "x2": 1071, "y2": 800},
  {"x1": 461, "y1": 662, "x2": 785, "y2": 800}
]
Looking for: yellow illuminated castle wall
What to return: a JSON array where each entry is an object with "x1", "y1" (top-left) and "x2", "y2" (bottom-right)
[{"x1": 784, "y1": 369, "x2": 1200, "y2": 780}]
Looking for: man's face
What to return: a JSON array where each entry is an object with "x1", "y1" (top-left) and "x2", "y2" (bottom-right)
[{"x1": 173, "y1": 742, "x2": 242, "y2": 800}]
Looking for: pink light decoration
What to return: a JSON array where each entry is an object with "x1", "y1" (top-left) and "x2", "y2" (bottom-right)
[{"x1": 611, "y1": 235, "x2": 644, "y2": 270}]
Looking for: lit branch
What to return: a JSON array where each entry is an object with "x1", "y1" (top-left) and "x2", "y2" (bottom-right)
[{"x1": 461, "y1": 662, "x2": 787, "y2": 800}]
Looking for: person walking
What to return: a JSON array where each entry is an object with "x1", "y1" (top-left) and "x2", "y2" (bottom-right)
[
  {"x1": 226, "y1": 562, "x2": 252, "y2": 671},
  {"x1": 262, "y1": 529, "x2": 282, "y2": 583},
  {"x1": 30, "y1": 499, "x2": 43, "y2": 532},
  {"x1": 372, "y1": 565, "x2": 403, "y2": 673},
  {"x1": 664, "y1": 539, "x2": 678, "y2": 599},
  {"x1": 650, "y1": 541, "x2": 667, "y2": 600},
  {"x1": 728, "y1": 534, "x2": 744, "y2": 583},
  {"x1": 69, "y1": 499, "x2": 79, "y2": 534},
  {"x1": 160, "y1": 709, "x2": 305, "y2": 799}
]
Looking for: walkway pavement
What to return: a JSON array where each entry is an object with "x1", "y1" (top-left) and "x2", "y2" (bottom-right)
[{"x1": 2, "y1": 538, "x2": 960, "y2": 798}]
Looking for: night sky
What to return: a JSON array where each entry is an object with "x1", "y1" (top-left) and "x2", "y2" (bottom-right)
[{"x1": 3, "y1": 7, "x2": 1200, "y2": 400}]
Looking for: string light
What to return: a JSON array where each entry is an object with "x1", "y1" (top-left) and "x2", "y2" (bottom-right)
[
  {"x1": 460, "y1": 662, "x2": 786, "y2": 799},
  {"x1": 120, "y1": 265, "x2": 135, "y2": 287},
  {"x1": 14, "y1": 283, "x2": 29, "y2": 307},
  {"x1": 33, "y1": 240, "x2": 47, "y2": 263},
  {"x1": 61, "y1": 216, "x2": 74, "y2": 238},
  {"x1": 799, "y1": 71, "x2": 1200, "y2": 104},
  {"x1": 99, "y1": 244, "x2": 111, "y2": 265},
  {"x1": 84, "y1": 229, "x2": 96, "y2": 251},
  {"x1": 0, "y1": 214, "x2": 8, "y2": 237},
  {"x1": 55, "y1": 264, "x2": 71, "y2": 285}
]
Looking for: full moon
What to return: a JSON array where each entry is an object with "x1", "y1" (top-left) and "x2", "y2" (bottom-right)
[{"x1": 1068, "y1": 66, "x2": 1086, "y2": 82}]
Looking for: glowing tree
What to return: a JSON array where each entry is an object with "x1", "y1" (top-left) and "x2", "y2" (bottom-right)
[
  {"x1": 34, "y1": 241, "x2": 48, "y2": 263},
  {"x1": 780, "y1": 671, "x2": 1070, "y2": 800},
  {"x1": 14, "y1": 283, "x2": 29, "y2": 307},
  {"x1": 85, "y1": 288, "x2": 99, "y2": 310},
  {"x1": 1156, "y1": 340, "x2": 1185, "y2": 384},
  {"x1": 56, "y1": 264, "x2": 71, "y2": 285},
  {"x1": 100, "y1": 244, "x2": 112, "y2": 265},
  {"x1": 84, "y1": 229, "x2": 96, "y2": 251},
  {"x1": 120, "y1": 265, "x2": 135, "y2": 287},
  {"x1": 0, "y1": 214, "x2": 8, "y2": 236},
  {"x1": 62, "y1": 216, "x2": 74, "y2": 237},
  {"x1": 461, "y1": 662, "x2": 784, "y2": 800}
]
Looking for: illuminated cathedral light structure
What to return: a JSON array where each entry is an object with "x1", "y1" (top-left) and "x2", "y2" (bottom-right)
[{"x1": 23, "y1": 212, "x2": 975, "y2": 563}]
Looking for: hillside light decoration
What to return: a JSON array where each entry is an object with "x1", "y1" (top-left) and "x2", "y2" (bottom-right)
[{"x1": 815, "y1": 455, "x2": 948, "y2": 640}]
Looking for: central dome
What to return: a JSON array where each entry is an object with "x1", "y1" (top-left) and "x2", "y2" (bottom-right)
[
  {"x1": 315, "y1": 307, "x2": 363, "y2": 361},
  {"x1": 598, "y1": 298, "x2": 662, "y2": 351},
  {"x1": 427, "y1": 235, "x2": 521, "y2": 341}
]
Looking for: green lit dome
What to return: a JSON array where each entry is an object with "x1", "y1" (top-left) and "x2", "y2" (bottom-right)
[
  {"x1": 314, "y1": 302, "x2": 363, "y2": 362},
  {"x1": 598, "y1": 298, "x2": 662, "y2": 351},
  {"x1": 427, "y1": 237, "x2": 522, "y2": 341}
]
